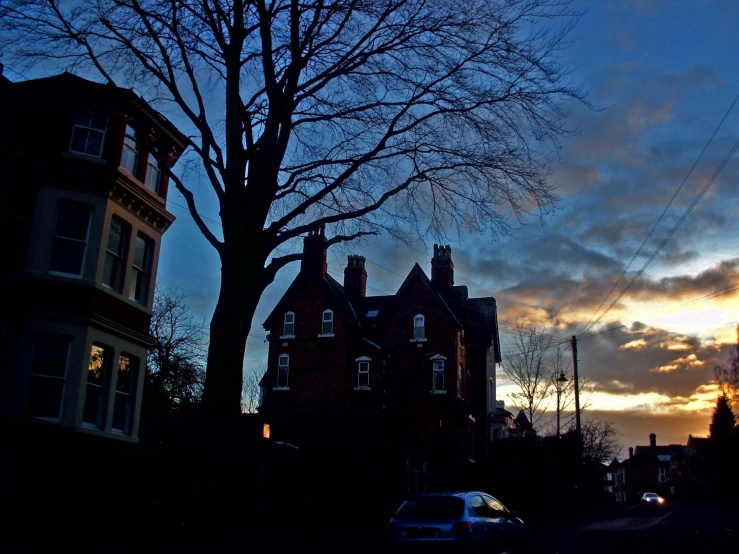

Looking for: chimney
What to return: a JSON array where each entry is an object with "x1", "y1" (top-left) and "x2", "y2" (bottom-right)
[
  {"x1": 300, "y1": 225, "x2": 328, "y2": 276},
  {"x1": 344, "y1": 255, "x2": 367, "y2": 299},
  {"x1": 628, "y1": 447, "x2": 633, "y2": 458},
  {"x1": 431, "y1": 244, "x2": 454, "y2": 288},
  {"x1": 649, "y1": 433, "x2": 657, "y2": 451}
]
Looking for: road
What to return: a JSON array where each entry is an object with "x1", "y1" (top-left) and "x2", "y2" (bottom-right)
[{"x1": 528, "y1": 501, "x2": 738, "y2": 554}]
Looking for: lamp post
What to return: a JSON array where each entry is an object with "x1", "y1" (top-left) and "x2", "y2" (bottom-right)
[{"x1": 556, "y1": 372, "x2": 568, "y2": 438}]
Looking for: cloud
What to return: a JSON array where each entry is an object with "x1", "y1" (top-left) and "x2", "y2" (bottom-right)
[{"x1": 621, "y1": 338, "x2": 647, "y2": 350}]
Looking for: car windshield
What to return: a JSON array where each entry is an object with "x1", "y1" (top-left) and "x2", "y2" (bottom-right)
[
  {"x1": 393, "y1": 496, "x2": 465, "y2": 521},
  {"x1": 645, "y1": 493, "x2": 658, "y2": 498}
]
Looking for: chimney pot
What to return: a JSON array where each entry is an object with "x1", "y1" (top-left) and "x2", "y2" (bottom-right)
[
  {"x1": 344, "y1": 255, "x2": 367, "y2": 298},
  {"x1": 301, "y1": 227, "x2": 328, "y2": 276},
  {"x1": 649, "y1": 433, "x2": 657, "y2": 449},
  {"x1": 431, "y1": 244, "x2": 454, "y2": 288}
]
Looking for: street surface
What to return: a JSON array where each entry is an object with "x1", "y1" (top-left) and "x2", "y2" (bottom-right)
[{"x1": 528, "y1": 501, "x2": 738, "y2": 554}]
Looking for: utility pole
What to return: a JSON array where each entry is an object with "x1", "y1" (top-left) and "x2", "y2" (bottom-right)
[{"x1": 571, "y1": 335, "x2": 581, "y2": 437}]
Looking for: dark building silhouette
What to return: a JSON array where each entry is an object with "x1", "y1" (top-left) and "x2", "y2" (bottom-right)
[
  {"x1": 259, "y1": 235, "x2": 503, "y2": 490},
  {"x1": 0, "y1": 73, "x2": 187, "y2": 441}
]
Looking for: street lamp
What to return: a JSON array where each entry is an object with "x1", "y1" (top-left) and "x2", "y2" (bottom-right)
[{"x1": 556, "y1": 372, "x2": 568, "y2": 438}]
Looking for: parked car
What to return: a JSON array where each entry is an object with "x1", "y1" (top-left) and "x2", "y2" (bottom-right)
[
  {"x1": 386, "y1": 491, "x2": 526, "y2": 553},
  {"x1": 640, "y1": 492, "x2": 665, "y2": 504}
]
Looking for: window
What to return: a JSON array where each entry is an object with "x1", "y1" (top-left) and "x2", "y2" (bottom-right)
[
  {"x1": 482, "y1": 496, "x2": 508, "y2": 519},
  {"x1": 70, "y1": 108, "x2": 108, "y2": 157},
  {"x1": 321, "y1": 310, "x2": 334, "y2": 335},
  {"x1": 432, "y1": 359, "x2": 445, "y2": 392},
  {"x1": 277, "y1": 354, "x2": 289, "y2": 388},
  {"x1": 27, "y1": 332, "x2": 70, "y2": 420},
  {"x1": 103, "y1": 217, "x2": 130, "y2": 291},
  {"x1": 49, "y1": 201, "x2": 92, "y2": 276},
  {"x1": 112, "y1": 354, "x2": 138, "y2": 434},
  {"x1": 658, "y1": 467, "x2": 668, "y2": 483},
  {"x1": 130, "y1": 233, "x2": 153, "y2": 305},
  {"x1": 145, "y1": 152, "x2": 161, "y2": 193},
  {"x1": 457, "y1": 364, "x2": 465, "y2": 399},
  {"x1": 366, "y1": 309, "x2": 379, "y2": 318},
  {"x1": 358, "y1": 360, "x2": 370, "y2": 387},
  {"x1": 120, "y1": 124, "x2": 138, "y2": 175},
  {"x1": 413, "y1": 314, "x2": 425, "y2": 340},
  {"x1": 283, "y1": 312, "x2": 295, "y2": 337},
  {"x1": 83, "y1": 343, "x2": 109, "y2": 428},
  {"x1": 469, "y1": 496, "x2": 496, "y2": 518}
]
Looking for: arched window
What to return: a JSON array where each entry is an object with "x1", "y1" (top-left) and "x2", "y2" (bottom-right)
[
  {"x1": 283, "y1": 312, "x2": 295, "y2": 336},
  {"x1": 277, "y1": 354, "x2": 289, "y2": 388},
  {"x1": 321, "y1": 309, "x2": 334, "y2": 335},
  {"x1": 413, "y1": 314, "x2": 425, "y2": 340}
]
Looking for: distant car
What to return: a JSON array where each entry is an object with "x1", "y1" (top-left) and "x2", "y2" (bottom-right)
[
  {"x1": 386, "y1": 491, "x2": 526, "y2": 553},
  {"x1": 641, "y1": 492, "x2": 665, "y2": 504}
]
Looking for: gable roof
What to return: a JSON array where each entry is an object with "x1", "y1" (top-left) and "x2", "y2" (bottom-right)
[{"x1": 395, "y1": 263, "x2": 461, "y2": 326}]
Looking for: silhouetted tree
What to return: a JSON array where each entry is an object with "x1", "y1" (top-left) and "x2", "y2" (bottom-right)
[
  {"x1": 714, "y1": 324, "x2": 739, "y2": 415},
  {"x1": 580, "y1": 418, "x2": 620, "y2": 465},
  {"x1": 503, "y1": 324, "x2": 555, "y2": 430},
  {"x1": 1, "y1": 0, "x2": 587, "y2": 417},
  {"x1": 145, "y1": 288, "x2": 206, "y2": 414},
  {"x1": 709, "y1": 394, "x2": 736, "y2": 444}
]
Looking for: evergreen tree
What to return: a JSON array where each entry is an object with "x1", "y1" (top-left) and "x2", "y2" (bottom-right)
[{"x1": 709, "y1": 394, "x2": 735, "y2": 443}]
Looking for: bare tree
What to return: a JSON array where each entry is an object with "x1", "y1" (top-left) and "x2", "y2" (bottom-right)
[
  {"x1": 1, "y1": 0, "x2": 587, "y2": 417},
  {"x1": 242, "y1": 363, "x2": 266, "y2": 414},
  {"x1": 146, "y1": 288, "x2": 206, "y2": 412},
  {"x1": 502, "y1": 324, "x2": 555, "y2": 430},
  {"x1": 714, "y1": 325, "x2": 739, "y2": 415},
  {"x1": 579, "y1": 418, "x2": 621, "y2": 465}
]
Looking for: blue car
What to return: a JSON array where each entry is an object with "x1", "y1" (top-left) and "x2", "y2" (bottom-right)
[{"x1": 386, "y1": 491, "x2": 526, "y2": 553}]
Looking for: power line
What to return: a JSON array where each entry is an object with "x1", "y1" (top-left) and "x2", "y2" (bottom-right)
[
  {"x1": 685, "y1": 282, "x2": 739, "y2": 305},
  {"x1": 580, "y1": 324, "x2": 628, "y2": 341},
  {"x1": 581, "y1": 136, "x2": 739, "y2": 335},
  {"x1": 579, "y1": 91, "x2": 739, "y2": 336}
]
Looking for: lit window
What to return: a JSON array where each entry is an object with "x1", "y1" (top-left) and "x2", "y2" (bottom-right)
[
  {"x1": 358, "y1": 361, "x2": 370, "y2": 387},
  {"x1": 130, "y1": 233, "x2": 153, "y2": 305},
  {"x1": 120, "y1": 124, "x2": 138, "y2": 175},
  {"x1": 145, "y1": 152, "x2": 161, "y2": 193},
  {"x1": 70, "y1": 108, "x2": 108, "y2": 157},
  {"x1": 277, "y1": 354, "x2": 289, "y2": 388},
  {"x1": 103, "y1": 217, "x2": 130, "y2": 292},
  {"x1": 283, "y1": 312, "x2": 295, "y2": 336},
  {"x1": 112, "y1": 354, "x2": 138, "y2": 434},
  {"x1": 432, "y1": 359, "x2": 445, "y2": 391},
  {"x1": 414, "y1": 314, "x2": 425, "y2": 340},
  {"x1": 49, "y1": 200, "x2": 92, "y2": 277},
  {"x1": 28, "y1": 332, "x2": 70, "y2": 420},
  {"x1": 84, "y1": 343, "x2": 109, "y2": 428},
  {"x1": 322, "y1": 310, "x2": 334, "y2": 335}
]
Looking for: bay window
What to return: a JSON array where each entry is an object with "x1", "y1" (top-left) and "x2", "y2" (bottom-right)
[{"x1": 49, "y1": 200, "x2": 92, "y2": 277}]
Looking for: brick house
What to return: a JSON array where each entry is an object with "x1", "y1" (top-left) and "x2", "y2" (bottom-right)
[
  {"x1": 259, "y1": 230, "x2": 502, "y2": 490},
  {"x1": 0, "y1": 72, "x2": 186, "y2": 442},
  {"x1": 612, "y1": 433, "x2": 685, "y2": 503}
]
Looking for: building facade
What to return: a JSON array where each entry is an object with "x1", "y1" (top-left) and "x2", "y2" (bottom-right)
[
  {"x1": 0, "y1": 72, "x2": 186, "y2": 442},
  {"x1": 259, "y1": 230, "x2": 502, "y2": 488}
]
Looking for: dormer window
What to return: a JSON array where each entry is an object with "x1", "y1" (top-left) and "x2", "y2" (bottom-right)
[
  {"x1": 70, "y1": 108, "x2": 107, "y2": 157},
  {"x1": 145, "y1": 152, "x2": 161, "y2": 193},
  {"x1": 283, "y1": 312, "x2": 295, "y2": 337},
  {"x1": 413, "y1": 314, "x2": 425, "y2": 341},
  {"x1": 120, "y1": 124, "x2": 138, "y2": 175},
  {"x1": 321, "y1": 310, "x2": 334, "y2": 336}
]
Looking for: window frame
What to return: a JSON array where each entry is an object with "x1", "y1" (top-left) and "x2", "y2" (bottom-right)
[
  {"x1": 412, "y1": 314, "x2": 426, "y2": 341},
  {"x1": 83, "y1": 343, "x2": 111, "y2": 429},
  {"x1": 120, "y1": 124, "x2": 139, "y2": 175},
  {"x1": 356, "y1": 357, "x2": 371, "y2": 389},
  {"x1": 319, "y1": 309, "x2": 334, "y2": 337},
  {"x1": 145, "y1": 151, "x2": 161, "y2": 194},
  {"x1": 282, "y1": 311, "x2": 295, "y2": 338},
  {"x1": 430, "y1": 355, "x2": 446, "y2": 393},
  {"x1": 276, "y1": 354, "x2": 290, "y2": 389},
  {"x1": 69, "y1": 107, "x2": 108, "y2": 158},
  {"x1": 102, "y1": 216, "x2": 131, "y2": 292},
  {"x1": 27, "y1": 332, "x2": 71, "y2": 422},
  {"x1": 112, "y1": 353, "x2": 138, "y2": 435},
  {"x1": 658, "y1": 467, "x2": 668, "y2": 483},
  {"x1": 130, "y1": 232, "x2": 153, "y2": 305},
  {"x1": 48, "y1": 200, "x2": 93, "y2": 278}
]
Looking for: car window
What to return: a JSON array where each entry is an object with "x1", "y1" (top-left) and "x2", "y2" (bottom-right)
[
  {"x1": 394, "y1": 497, "x2": 465, "y2": 521},
  {"x1": 483, "y1": 496, "x2": 509, "y2": 518},
  {"x1": 469, "y1": 495, "x2": 496, "y2": 518}
]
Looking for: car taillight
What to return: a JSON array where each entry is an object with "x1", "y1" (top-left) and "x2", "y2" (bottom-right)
[
  {"x1": 658, "y1": 498, "x2": 664, "y2": 503},
  {"x1": 451, "y1": 522, "x2": 473, "y2": 534}
]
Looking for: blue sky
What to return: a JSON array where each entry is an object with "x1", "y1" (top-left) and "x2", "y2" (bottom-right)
[{"x1": 8, "y1": 0, "x2": 737, "y2": 452}]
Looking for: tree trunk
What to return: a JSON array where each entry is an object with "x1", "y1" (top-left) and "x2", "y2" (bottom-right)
[{"x1": 201, "y1": 254, "x2": 266, "y2": 419}]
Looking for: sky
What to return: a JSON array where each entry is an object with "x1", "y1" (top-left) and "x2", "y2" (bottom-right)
[
  {"x1": 155, "y1": 0, "x2": 739, "y2": 453},
  {"x1": 9, "y1": 0, "x2": 738, "y2": 455}
]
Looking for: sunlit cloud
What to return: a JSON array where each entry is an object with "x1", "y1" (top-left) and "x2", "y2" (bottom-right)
[{"x1": 621, "y1": 338, "x2": 647, "y2": 350}]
